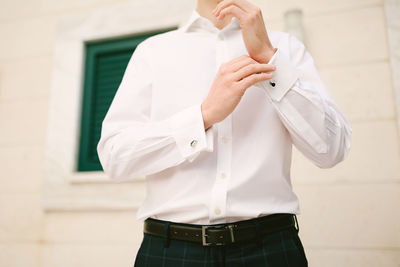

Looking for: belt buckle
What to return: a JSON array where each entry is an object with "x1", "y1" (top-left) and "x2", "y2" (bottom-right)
[{"x1": 201, "y1": 224, "x2": 236, "y2": 246}]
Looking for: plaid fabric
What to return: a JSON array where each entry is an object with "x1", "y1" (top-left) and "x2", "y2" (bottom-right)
[{"x1": 133, "y1": 224, "x2": 308, "y2": 267}]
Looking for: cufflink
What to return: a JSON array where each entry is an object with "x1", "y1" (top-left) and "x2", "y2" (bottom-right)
[
  {"x1": 269, "y1": 81, "x2": 276, "y2": 87},
  {"x1": 190, "y1": 139, "x2": 198, "y2": 147}
]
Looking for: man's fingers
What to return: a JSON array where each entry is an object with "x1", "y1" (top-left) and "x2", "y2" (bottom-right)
[
  {"x1": 235, "y1": 0, "x2": 257, "y2": 10},
  {"x1": 213, "y1": 0, "x2": 254, "y2": 16},
  {"x1": 237, "y1": 72, "x2": 273, "y2": 90},
  {"x1": 226, "y1": 54, "x2": 251, "y2": 67},
  {"x1": 224, "y1": 54, "x2": 274, "y2": 77},
  {"x1": 234, "y1": 63, "x2": 275, "y2": 82},
  {"x1": 228, "y1": 56, "x2": 257, "y2": 72},
  {"x1": 222, "y1": 55, "x2": 254, "y2": 73},
  {"x1": 217, "y1": 4, "x2": 246, "y2": 21}
]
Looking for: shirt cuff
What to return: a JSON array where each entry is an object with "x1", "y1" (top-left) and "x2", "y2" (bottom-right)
[
  {"x1": 168, "y1": 102, "x2": 214, "y2": 162},
  {"x1": 259, "y1": 47, "x2": 300, "y2": 102}
]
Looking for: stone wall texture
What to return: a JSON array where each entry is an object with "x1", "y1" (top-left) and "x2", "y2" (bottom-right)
[{"x1": 0, "y1": 0, "x2": 399, "y2": 266}]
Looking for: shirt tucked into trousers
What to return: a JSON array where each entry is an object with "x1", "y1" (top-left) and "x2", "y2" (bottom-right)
[{"x1": 96, "y1": 7, "x2": 352, "y2": 267}]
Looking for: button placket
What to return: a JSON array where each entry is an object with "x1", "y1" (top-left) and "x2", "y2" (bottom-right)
[
  {"x1": 214, "y1": 208, "x2": 221, "y2": 215},
  {"x1": 217, "y1": 29, "x2": 226, "y2": 40},
  {"x1": 208, "y1": 31, "x2": 232, "y2": 224},
  {"x1": 209, "y1": 121, "x2": 231, "y2": 223}
]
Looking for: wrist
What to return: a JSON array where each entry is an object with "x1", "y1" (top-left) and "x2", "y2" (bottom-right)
[
  {"x1": 201, "y1": 103, "x2": 214, "y2": 130},
  {"x1": 259, "y1": 47, "x2": 277, "y2": 64}
]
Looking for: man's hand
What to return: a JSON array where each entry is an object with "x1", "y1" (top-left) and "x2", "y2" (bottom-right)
[
  {"x1": 212, "y1": 0, "x2": 276, "y2": 64},
  {"x1": 201, "y1": 55, "x2": 275, "y2": 130}
]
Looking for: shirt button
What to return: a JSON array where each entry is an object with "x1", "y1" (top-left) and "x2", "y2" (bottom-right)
[
  {"x1": 214, "y1": 208, "x2": 221, "y2": 215},
  {"x1": 221, "y1": 136, "x2": 228, "y2": 143},
  {"x1": 190, "y1": 139, "x2": 198, "y2": 147},
  {"x1": 220, "y1": 172, "x2": 227, "y2": 179},
  {"x1": 269, "y1": 81, "x2": 276, "y2": 87}
]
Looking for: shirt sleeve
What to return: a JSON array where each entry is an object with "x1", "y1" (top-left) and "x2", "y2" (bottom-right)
[
  {"x1": 257, "y1": 33, "x2": 352, "y2": 168},
  {"x1": 96, "y1": 41, "x2": 214, "y2": 182}
]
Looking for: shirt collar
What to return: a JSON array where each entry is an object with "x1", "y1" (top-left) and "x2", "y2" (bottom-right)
[{"x1": 179, "y1": 8, "x2": 241, "y2": 33}]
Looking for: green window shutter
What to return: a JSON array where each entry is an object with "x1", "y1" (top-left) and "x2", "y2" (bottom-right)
[{"x1": 78, "y1": 28, "x2": 176, "y2": 172}]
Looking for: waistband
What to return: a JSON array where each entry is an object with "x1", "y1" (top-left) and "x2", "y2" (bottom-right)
[{"x1": 143, "y1": 213, "x2": 299, "y2": 247}]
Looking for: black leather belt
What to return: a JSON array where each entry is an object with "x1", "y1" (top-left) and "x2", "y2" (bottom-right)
[{"x1": 143, "y1": 213, "x2": 298, "y2": 246}]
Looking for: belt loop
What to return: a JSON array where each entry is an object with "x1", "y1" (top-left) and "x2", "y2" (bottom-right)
[
  {"x1": 293, "y1": 214, "x2": 299, "y2": 233},
  {"x1": 163, "y1": 221, "x2": 171, "y2": 248},
  {"x1": 254, "y1": 221, "x2": 263, "y2": 248}
]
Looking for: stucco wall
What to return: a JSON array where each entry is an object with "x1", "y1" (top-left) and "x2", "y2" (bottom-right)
[{"x1": 0, "y1": 0, "x2": 399, "y2": 266}]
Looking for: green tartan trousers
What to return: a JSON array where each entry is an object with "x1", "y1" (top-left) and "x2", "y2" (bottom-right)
[{"x1": 133, "y1": 219, "x2": 308, "y2": 267}]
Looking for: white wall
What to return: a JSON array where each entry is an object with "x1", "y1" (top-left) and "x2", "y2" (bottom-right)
[{"x1": 0, "y1": 0, "x2": 398, "y2": 266}]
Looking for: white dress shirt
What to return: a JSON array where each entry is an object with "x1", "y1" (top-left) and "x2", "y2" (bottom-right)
[{"x1": 97, "y1": 9, "x2": 352, "y2": 225}]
